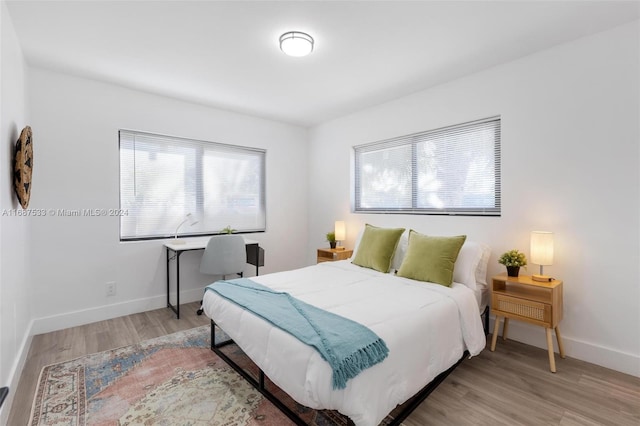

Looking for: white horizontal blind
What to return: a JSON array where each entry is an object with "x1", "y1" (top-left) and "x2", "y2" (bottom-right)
[
  {"x1": 354, "y1": 117, "x2": 500, "y2": 215},
  {"x1": 119, "y1": 130, "x2": 266, "y2": 240}
]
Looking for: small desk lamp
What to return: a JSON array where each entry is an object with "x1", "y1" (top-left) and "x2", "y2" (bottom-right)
[
  {"x1": 173, "y1": 213, "x2": 198, "y2": 245},
  {"x1": 531, "y1": 231, "x2": 554, "y2": 282},
  {"x1": 334, "y1": 221, "x2": 346, "y2": 250}
]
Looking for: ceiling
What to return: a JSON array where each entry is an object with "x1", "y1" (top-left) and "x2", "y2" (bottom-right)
[{"x1": 6, "y1": 1, "x2": 639, "y2": 127}]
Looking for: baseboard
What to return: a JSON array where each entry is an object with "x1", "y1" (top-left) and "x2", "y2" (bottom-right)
[
  {"x1": 0, "y1": 318, "x2": 34, "y2": 424},
  {"x1": 489, "y1": 317, "x2": 640, "y2": 377},
  {"x1": 31, "y1": 287, "x2": 206, "y2": 335}
]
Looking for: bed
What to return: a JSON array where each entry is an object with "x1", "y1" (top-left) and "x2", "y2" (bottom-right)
[{"x1": 202, "y1": 227, "x2": 490, "y2": 426}]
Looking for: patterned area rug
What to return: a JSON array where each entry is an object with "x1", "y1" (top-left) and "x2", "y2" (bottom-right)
[{"x1": 29, "y1": 325, "x2": 397, "y2": 426}]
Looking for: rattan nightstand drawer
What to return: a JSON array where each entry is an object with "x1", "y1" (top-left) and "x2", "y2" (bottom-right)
[{"x1": 493, "y1": 293, "x2": 551, "y2": 324}]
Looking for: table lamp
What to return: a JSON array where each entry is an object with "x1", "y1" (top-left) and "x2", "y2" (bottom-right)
[
  {"x1": 173, "y1": 213, "x2": 198, "y2": 244},
  {"x1": 531, "y1": 231, "x2": 554, "y2": 282},
  {"x1": 334, "y1": 221, "x2": 346, "y2": 249}
]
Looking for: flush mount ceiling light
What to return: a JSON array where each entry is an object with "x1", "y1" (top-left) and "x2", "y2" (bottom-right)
[{"x1": 279, "y1": 31, "x2": 314, "y2": 57}]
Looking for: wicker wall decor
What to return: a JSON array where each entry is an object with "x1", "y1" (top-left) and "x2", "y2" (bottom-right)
[{"x1": 14, "y1": 126, "x2": 33, "y2": 209}]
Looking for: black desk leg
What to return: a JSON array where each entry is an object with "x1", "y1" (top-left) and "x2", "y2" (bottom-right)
[
  {"x1": 166, "y1": 247, "x2": 170, "y2": 311},
  {"x1": 166, "y1": 248, "x2": 181, "y2": 319},
  {"x1": 176, "y1": 251, "x2": 181, "y2": 319}
]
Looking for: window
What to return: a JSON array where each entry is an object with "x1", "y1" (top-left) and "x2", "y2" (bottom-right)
[
  {"x1": 119, "y1": 130, "x2": 266, "y2": 240},
  {"x1": 353, "y1": 117, "x2": 500, "y2": 215}
]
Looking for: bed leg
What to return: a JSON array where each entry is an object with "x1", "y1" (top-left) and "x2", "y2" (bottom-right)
[
  {"x1": 482, "y1": 305, "x2": 490, "y2": 335},
  {"x1": 210, "y1": 320, "x2": 215, "y2": 350},
  {"x1": 211, "y1": 319, "x2": 234, "y2": 349}
]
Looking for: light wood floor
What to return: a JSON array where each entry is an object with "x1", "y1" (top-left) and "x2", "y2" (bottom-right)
[{"x1": 9, "y1": 302, "x2": 640, "y2": 425}]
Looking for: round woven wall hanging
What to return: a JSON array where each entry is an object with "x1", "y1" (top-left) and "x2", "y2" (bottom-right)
[{"x1": 14, "y1": 126, "x2": 33, "y2": 209}]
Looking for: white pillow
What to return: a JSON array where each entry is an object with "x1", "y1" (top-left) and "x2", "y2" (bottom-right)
[
  {"x1": 475, "y1": 243, "x2": 491, "y2": 287},
  {"x1": 351, "y1": 227, "x2": 365, "y2": 259},
  {"x1": 453, "y1": 241, "x2": 489, "y2": 290},
  {"x1": 390, "y1": 229, "x2": 409, "y2": 272}
]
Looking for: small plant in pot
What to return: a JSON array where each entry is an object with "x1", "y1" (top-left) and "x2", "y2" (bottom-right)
[
  {"x1": 326, "y1": 231, "x2": 337, "y2": 249},
  {"x1": 220, "y1": 225, "x2": 236, "y2": 234},
  {"x1": 498, "y1": 249, "x2": 527, "y2": 277}
]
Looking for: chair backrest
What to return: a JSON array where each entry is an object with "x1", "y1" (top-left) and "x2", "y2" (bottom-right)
[{"x1": 200, "y1": 234, "x2": 246, "y2": 277}]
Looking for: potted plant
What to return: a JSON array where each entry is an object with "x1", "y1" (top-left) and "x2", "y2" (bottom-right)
[
  {"x1": 326, "y1": 231, "x2": 337, "y2": 249},
  {"x1": 498, "y1": 249, "x2": 527, "y2": 277},
  {"x1": 220, "y1": 225, "x2": 236, "y2": 234}
]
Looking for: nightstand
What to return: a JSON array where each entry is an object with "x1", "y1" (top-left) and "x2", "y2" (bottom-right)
[
  {"x1": 490, "y1": 274, "x2": 565, "y2": 372},
  {"x1": 317, "y1": 248, "x2": 353, "y2": 263}
]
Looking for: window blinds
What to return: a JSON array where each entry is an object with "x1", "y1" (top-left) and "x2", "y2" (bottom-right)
[
  {"x1": 119, "y1": 130, "x2": 266, "y2": 240},
  {"x1": 354, "y1": 117, "x2": 501, "y2": 215}
]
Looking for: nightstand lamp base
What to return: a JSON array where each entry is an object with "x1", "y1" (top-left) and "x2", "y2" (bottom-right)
[{"x1": 532, "y1": 274, "x2": 553, "y2": 282}]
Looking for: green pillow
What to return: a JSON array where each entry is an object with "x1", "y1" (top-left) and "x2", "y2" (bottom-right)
[
  {"x1": 397, "y1": 231, "x2": 467, "y2": 287},
  {"x1": 352, "y1": 224, "x2": 405, "y2": 273}
]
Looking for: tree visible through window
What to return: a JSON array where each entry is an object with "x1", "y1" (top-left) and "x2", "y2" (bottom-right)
[
  {"x1": 354, "y1": 117, "x2": 500, "y2": 215},
  {"x1": 119, "y1": 130, "x2": 266, "y2": 240}
]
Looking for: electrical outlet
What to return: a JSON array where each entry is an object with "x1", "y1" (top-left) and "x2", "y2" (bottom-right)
[{"x1": 106, "y1": 281, "x2": 116, "y2": 297}]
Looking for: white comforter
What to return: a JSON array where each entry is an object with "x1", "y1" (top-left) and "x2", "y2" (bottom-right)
[{"x1": 203, "y1": 260, "x2": 486, "y2": 426}]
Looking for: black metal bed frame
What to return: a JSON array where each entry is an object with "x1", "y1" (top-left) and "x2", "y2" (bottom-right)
[
  {"x1": 209, "y1": 306, "x2": 489, "y2": 426},
  {"x1": 0, "y1": 387, "x2": 8, "y2": 410}
]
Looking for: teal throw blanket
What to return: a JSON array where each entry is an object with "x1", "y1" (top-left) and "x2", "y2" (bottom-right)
[{"x1": 205, "y1": 278, "x2": 389, "y2": 389}]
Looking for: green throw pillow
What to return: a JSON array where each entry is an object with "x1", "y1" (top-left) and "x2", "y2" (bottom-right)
[
  {"x1": 352, "y1": 224, "x2": 405, "y2": 273},
  {"x1": 397, "y1": 231, "x2": 467, "y2": 287}
]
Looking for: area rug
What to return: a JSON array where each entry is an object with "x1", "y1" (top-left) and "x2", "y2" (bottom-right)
[{"x1": 29, "y1": 325, "x2": 399, "y2": 426}]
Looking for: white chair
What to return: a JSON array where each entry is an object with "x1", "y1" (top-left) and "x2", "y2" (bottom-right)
[{"x1": 196, "y1": 234, "x2": 247, "y2": 315}]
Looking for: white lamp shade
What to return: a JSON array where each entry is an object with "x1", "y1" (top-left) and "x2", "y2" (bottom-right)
[
  {"x1": 279, "y1": 31, "x2": 314, "y2": 57},
  {"x1": 334, "y1": 221, "x2": 346, "y2": 241},
  {"x1": 531, "y1": 231, "x2": 554, "y2": 266}
]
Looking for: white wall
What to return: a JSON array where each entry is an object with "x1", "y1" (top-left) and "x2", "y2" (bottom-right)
[
  {"x1": 27, "y1": 68, "x2": 309, "y2": 333},
  {"x1": 0, "y1": 1, "x2": 32, "y2": 420},
  {"x1": 308, "y1": 21, "x2": 640, "y2": 376}
]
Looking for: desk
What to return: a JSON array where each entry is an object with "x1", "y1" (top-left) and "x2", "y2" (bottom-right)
[{"x1": 165, "y1": 237, "x2": 264, "y2": 319}]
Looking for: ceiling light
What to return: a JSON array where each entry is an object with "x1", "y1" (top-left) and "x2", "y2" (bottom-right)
[{"x1": 279, "y1": 31, "x2": 314, "y2": 57}]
